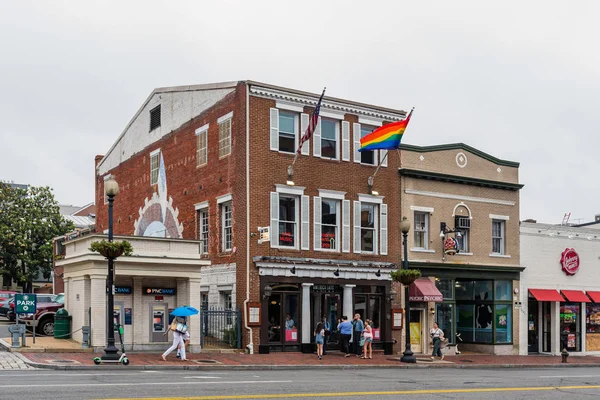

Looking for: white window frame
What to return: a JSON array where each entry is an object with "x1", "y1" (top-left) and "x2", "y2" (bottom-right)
[
  {"x1": 319, "y1": 197, "x2": 341, "y2": 252},
  {"x1": 277, "y1": 195, "x2": 300, "y2": 250},
  {"x1": 278, "y1": 110, "x2": 299, "y2": 154},
  {"x1": 221, "y1": 202, "x2": 233, "y2": 252},
  {"x1": 491, "y1": 219, "x2": 505, "y2": 255},
  {"x1": 360, "y1": 202, "x2": 378, "y2": 254},
  {"x1": 413, "y1": 211, "x2": 429, "y2": 250},
  {"x1": 198, "y1": 206, "x2": 209, "y2": 254},
  {"x1": 455, "y1": 215, "x2": 470, "y2": 253},
  {"x1": 360, "y1": 124, "x2": 379, "y2": 166},
  {"x1": 149, "y1": 149, "x2": 160, "y2": 186},
  {"x1": 218, "y1": 112, "x2": 233, "y2": 158},
  {"x1": 319, "y1": 117, "x2": 340, "y2": 160},
  {"x1": 195, "y1": 124, "x2": 209, "y2": 167}
]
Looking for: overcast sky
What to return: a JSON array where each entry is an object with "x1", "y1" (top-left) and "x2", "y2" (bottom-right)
[{"x1": 1, "y1": 1, "x2": 598, "y2": 225}]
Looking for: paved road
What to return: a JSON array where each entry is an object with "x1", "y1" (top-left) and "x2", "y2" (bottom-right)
[{"x1": 1, "y1": 367, "x2": 600, "y2": 399}]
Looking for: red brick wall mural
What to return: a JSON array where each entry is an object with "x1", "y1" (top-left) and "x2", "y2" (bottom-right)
[{"x1": 133, "y1": 152, "x2": 183, "y2": 238}]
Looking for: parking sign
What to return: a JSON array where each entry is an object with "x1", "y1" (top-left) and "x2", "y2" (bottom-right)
[{"x1": 15, "y1": 293, "x2": 37, "y2": 314}]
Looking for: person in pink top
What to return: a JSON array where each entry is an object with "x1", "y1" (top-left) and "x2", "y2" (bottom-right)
[{"x1": 361, "y1": 319, "x2": 373, "y2": 359}]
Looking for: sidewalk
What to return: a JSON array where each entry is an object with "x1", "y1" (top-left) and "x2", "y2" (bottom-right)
[{"x1": 18, "y1": 350, "x2": 600, "y2": 370}]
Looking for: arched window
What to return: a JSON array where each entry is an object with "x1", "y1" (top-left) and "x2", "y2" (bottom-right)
[{"x1": 453, "y1": 203, "x2": 471, "y2": 253}]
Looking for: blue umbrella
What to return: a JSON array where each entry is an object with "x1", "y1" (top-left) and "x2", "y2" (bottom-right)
[{"x1": 170, "y1": 306, "x2": 199, "y2": 317}]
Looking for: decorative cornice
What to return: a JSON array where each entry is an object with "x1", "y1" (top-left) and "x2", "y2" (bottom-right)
[
  {"x1": 399, "y1": 168, "x2": 524, "y2": 191},
  {"x1": 399, "y1": 143, "x2": 520, "y2": 168},
  {"x1": 409, "y1": 260, "x2": 525, "y2": 273},
  {"x1": 249, "y1": 85, "x2": 406, "y2": 123}
]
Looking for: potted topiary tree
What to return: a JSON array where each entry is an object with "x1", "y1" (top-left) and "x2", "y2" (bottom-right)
[
  {"x1": 89, "y1": 240, "x2": 133, "y2": 259},
  {"x1": 391, "y1": 268, "x2": 422, "y2": 286}
]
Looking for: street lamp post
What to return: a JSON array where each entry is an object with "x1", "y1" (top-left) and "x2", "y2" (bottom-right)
[
  {"x1": 400, "y1": 217, "x2": 416, "y2": 363},
  {"x1": 102, "y1": 177, "x2": 120, "y2": 361}
]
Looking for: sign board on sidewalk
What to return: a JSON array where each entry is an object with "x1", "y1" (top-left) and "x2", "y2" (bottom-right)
[{"x1": 15, "y1": 293, "x2": 37, "y2": 314}]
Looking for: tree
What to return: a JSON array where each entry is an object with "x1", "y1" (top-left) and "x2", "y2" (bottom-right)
[{"x1": 0, "y1": 183, "x2": 74, "y2": 292}]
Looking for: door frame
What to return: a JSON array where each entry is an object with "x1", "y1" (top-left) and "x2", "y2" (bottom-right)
[{"x1": 410, "y1": 308, "x2": 427, "y2": 354}]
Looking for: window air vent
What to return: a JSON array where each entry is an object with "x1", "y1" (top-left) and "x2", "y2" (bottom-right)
[
  {"x1": 150, "y1": 105, "x2": 161, "y2": 131},
  {"x1": 456, "y1": 217, "x2": 471, "y2": 229}
]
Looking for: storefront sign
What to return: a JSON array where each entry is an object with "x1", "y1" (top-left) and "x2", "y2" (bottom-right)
[
  {"x1": 258, "y1": 226, "x2": 270, "y2": 244},
  {"x1": 115, "y1": 286, "x2": 132, "y2": 294},
  {"x1": 313, "y1": 284, "x2": 336, "y2": 293},
  {"x1": 561, "y1": 248, "x2": 580, "y2": 276},
  {"x1": 444, "y1": 237, "x2": 458, "y2": 255},
  {"x1": 279, "y1": 231, "x2": 294, "y2": 245},
  {"x1": 144, "y1": 287, "x2": 176, "y2": 295}
]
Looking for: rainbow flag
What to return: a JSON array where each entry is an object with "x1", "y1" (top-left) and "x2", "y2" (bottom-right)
[{"x1": 358, "y1": 110, "x2": 412, "y2": 152}]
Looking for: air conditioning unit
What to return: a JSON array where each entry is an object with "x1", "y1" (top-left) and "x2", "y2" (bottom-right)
[{"x1": 456, "y1": 217, "x2": 471, "y2": 229}]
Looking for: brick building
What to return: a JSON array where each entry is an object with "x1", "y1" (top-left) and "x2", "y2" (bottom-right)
[{"x1": 93, "y1": 80, "x2": 523, "y2": 354}]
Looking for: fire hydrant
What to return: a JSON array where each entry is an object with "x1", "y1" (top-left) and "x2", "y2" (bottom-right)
[{"x1": 561, "y1": 348, "x2": 569, "y2": 363}]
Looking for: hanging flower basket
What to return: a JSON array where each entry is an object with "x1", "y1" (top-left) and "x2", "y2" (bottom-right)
[
  {"x1": 89, "y1": 240, "x2": 133, "y2": 259},
  {"x1": 391, "y1": 269, "x2": 421, "y2": 286}
]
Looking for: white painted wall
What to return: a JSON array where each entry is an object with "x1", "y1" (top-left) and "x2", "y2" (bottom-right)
[
  {"x1": 200, "y1": 263, "x2": 237, "y2": 309},
  {"x1": 519, "y1": 222, "x2": 600, "y2": 354},
  {"x1": 98, "y1": 87, "x2": 235, "y2": 175}
]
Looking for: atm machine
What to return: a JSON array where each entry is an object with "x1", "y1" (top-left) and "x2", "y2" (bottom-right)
[{"x1": 150, "y1": 303, "x2": 168, "y2": 342}]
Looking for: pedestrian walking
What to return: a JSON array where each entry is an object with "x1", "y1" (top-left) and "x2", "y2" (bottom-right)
[
  {"x1": 337, "y1": 316, "x2": 352, "y2": 357},
  {"x1": 361, "y1": 319, "x2": 373, "y2": 359},
  {"x1": 322, "y1": 315, "x2": 331, "y2": 355},
  {"x1": 177, "y1": 330, "x2": 190, "y2": 359},
  {"x1": 352, "y1": 313, "x2": 364, "y2": 356},
  {"x1": 314, "y1": 320, "x2": 325, "y2": 360},
  {"x1": 430, "y1": 321, "x2": 445, "y2": 360},
  {"x1": 162, "y1": 317, "x2": 188, "y2": 361}
]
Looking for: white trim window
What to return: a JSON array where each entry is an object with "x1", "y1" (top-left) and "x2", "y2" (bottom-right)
[
  {"x1": 218, "y1": 114, "x2": 232, "y2": 158},
  {"x1": 320, "y1": 118, "x2": 339, "y2": 159},
  {"x1": 196, "y1": 124, "x2": 208, "y2": 167},
  {"x1": 414, "y1": 211, "x2": 429, "y2": 249},
  {"x1": 270, "y1": 187, "x2": 309, "y2": 250},
  {"x1": 150, "y1": 150, "x2": 160, "y2": 185},
  {"x1": 492, "y1": 219, "x2": 505, "y2": 255},
  {"x1": 278, "y1": 111, "x2": 298, "y2": 153},
  {"x1": 354, "y1": 202, "x2": 378, "y2": 254},
  {"x1": 360, "y1": 125, "x2": 377, "y2": 165},
  {"x1": 455, "y1": 215, "x2": 471, "y2": 253},
  {"x1": 198, "y1": 207, "x2": 209, "y2": 254},
  {"x1": 221, "y1": 202, "x2": 233, "y2": 252}
]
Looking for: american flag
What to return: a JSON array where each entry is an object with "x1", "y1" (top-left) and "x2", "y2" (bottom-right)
[{"x1": 296, "y1": 88, "x2": 326, "y2": 155}]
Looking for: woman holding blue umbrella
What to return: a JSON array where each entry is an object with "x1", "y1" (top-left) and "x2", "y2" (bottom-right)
[{"x1": 161, "y1": 306, "x2": 198, "y2": 361}]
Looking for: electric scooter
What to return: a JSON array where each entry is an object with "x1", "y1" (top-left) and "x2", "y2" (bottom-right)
[
  {"x1": 454, "y1": 332, "x2": 463, "y2": 354},
  {"x1": 93, "y1": 323, "x2": 130, "y2": 365}
]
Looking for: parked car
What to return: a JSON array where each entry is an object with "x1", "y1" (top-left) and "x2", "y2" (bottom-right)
[
  {"x1": 21, "y1": 294, "x2": 65, "y2": 336},
  {"x1": 0, "y1": 293, "x2": 18, "y2": 317},
  {"x1": 8, "y1": 293, "x2": 59, "y2": 323}
]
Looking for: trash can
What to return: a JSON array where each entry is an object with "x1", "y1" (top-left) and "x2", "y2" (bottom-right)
[{"x1": 54, "y1": 308, "x2": 72, "y2": 339}]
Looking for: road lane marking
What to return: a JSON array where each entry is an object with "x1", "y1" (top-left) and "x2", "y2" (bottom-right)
[
  {"x1": 184, "y1": 376, "x2": 223, "y2": 379},
  {"x1": 97, "y1": 385, "x2": 600, "y2": 400},
  {"x1": 540, "y1": 375, "x2": 600, "y2": 378},
  {"x1": 0, "y1": 372, "x2": 156, "y2": 378},
  {"x1": 1, "y1": 380, "x2": 292, "y2": 389}
]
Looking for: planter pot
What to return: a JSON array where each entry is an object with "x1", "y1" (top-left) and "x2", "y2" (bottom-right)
[
  {"x1": 399, "y1": 277, "x2": 417, "y2": 286},
  {"x1": 98, "y1": 247, "x2": 124, "y2": 259}
]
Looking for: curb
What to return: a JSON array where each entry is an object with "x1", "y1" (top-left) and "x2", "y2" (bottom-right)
[{"x1": 18, "y1": 358, "x2": 600, "y2": 371}]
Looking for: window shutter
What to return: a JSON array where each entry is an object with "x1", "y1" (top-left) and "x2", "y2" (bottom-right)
[
  {"x1": 314, "y1": 197, "x2": 322, "y2": 250},
  {"x1": 341, "y1": 121, "x2": 350, "y2": 161},
  {"x1": 300, "y1": 113, "x2": 310, "y2": 155},
  {"x1": 270, "y1": 192, "x2": 279, "y2": 248},
  {"x1": 380, "y1": 150, "x2": 388, "y2": 167},
  {"x1": 270, "y1": 108, "x2": 279, "y2": 151},
  {"x1": 301, "y1": 195, "x2": 309, "y2": 250},
  {"x1": 342, "y1": 199, "x2": 350, "y2": 253},
  {"x1": 313, "y1": 117, "x2": 322, "y2": 157},
  {"x1": 353, "y1": 123, "x2": 361, "y2": 163},
  {"x1": 353, "y1": 201, "x2": 361, "y2": 253},
  {"x1": 380, "y1": 203, "x2": 388, "y2": 255}
]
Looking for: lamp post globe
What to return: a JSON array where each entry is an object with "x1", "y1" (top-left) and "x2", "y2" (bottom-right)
[
  {"x1": 400, "y1": 216, "x2": 416, "y2": 363},
  {"x1": 102, "y1": 177, "x2": 120, "y2": 361}
]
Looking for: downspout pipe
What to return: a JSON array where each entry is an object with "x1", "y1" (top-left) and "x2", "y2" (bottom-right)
[{"x1": 244, "y1": 82, "x2": 254, "y2": 354}]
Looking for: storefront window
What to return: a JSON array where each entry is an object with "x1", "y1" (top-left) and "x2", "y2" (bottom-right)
[
  {"x1": 495, "y1": 304, "x2": 512, "y2": 343},
  {"x1": 494, "y1": 281, "x2": 511, "y2": 301},
  {"x1": 473, "y1": 280, "x2": 493, "y2": 301},
  {"x1": 353, "y1": 288, "x2": 384, "y2": 340},
  {"x1": 587, "y1": 304, "x2": 600, "y2": 333},
  {"x1": 369, "y1": 296, "x2": 381, "y2": 329},
  {"x1": 457, "y1": 304, "x2": 474, "y2": 342},
  {"x1": 266, "y1": 284, "x2": 299, "y2": 345},
  {"x1": 560, "y1": 303, "x2": 581, "y2": 352},
  {"x1": 354, "y1": 295, "x2": 367, "y2": 323},
  {"x1": 455, "y1": 280, "x2": 473, "y2": 300},
  {"x1": 435, "y1": 278, "x2": 454, "y2": 300},
  {"x1": 436, "y1": 303, "x2": 454, "y2": 343}
]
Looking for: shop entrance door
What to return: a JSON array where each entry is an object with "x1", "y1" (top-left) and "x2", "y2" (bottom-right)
[
  {"x1": 312, "y1": 292, "x2": 341, "y2": 349},
  {"x1": 410, "y1": 309, "x2": 424, "y2": 353},
  {"x1": 528, "y1": 301, "x2": 539, "y2": 353},
  {"x1": 150, "y1": 303, "x2": 168, "y2": 342}
]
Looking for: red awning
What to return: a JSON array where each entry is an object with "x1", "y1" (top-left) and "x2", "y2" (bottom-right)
[
  {"x1": 409, "y1": 279, "x2": 443, "y2": 302},
  {"x1": 561, "y1": 290, "x2": 590, "y2": 303},
  {"x1": 529, "y1": 289, "x2": 565, "y2": 302},
  {"x1": 587, "y1": 291, "x2": 600, "y2": 303}
]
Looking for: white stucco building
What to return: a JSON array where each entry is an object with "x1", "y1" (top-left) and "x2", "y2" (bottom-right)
[{"x1": 519, "y1": 221, "x2": 600, "y2": 355}]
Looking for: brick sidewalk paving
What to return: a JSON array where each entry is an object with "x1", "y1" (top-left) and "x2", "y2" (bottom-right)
[
  {"x1": 0, "y1": 351, "x2": 35, "y2": 370},
  {"x1": 19, "y1": 350, "x2": 600, "y2": 369}
]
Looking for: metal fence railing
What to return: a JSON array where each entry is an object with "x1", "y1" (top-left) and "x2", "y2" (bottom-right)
[{"x1": 199, "y1": 308, "x2": 241, "y2": 349}]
